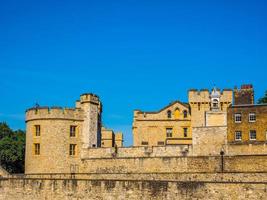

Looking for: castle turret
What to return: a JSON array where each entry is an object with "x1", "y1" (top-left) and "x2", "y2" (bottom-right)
[
  {"x1": 234, "y1": 84, "x2": 254, "y2": 105},
  {"x1": 80, "y1": 93, "x2": 102, "y2": 148}
]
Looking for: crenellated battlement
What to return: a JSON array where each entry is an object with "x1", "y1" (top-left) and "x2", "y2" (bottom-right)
[
  {"x1": 25, "y1": 106, "x2": 84, "y2": 122},
  {"x1": 188, "y1": 88, "x2": 233, "y2": 103},
  {"x1": 80, "y1": 93, "x2": 100, "y2": 105}
]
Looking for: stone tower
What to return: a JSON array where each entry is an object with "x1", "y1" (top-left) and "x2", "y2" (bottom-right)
[
  {"x1": 234, "y1": 84, "x2": 254, "y2": 105},
  {"x1": 188, "y1": 88, "x2": 233, "y2": 127},
  {"x1": 78, "y1": 93, "x2": 102, "y2": 148},
  {"x1": 25, "y1": 93, "x2": 102, "y2": 174}
]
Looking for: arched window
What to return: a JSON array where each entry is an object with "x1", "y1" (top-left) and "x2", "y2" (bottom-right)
[
  {"x1": 183, "y1": 110, "x2": 188, "y2": 118},
  {"x1": 167, "y1": 110, "x2": 172, "y2": 118},
  {"x1": 174, "y1": 108, "x2": 180, "y2": 119},
  {"x1": 212, "y1": 99, "x2": 219, "y2": 108}
]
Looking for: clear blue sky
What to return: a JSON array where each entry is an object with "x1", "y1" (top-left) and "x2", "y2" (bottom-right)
[{"x1": 0, "y1": 0, "x2": 266, "y2": 146}]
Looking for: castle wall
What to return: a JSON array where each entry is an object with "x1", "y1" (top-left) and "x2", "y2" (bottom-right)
[
  {"x1": 192, "y1": 126, "x2": 227, "y2": 156},
  {"x1": 0, "y1": 173, "x2": 266, "y2": 200},
  {"x1": 227, "y1": 143, "x2": 267, "y2": 155},
  {"x1": 205, "y1": 111, "x2": 227, "y2": 127},
  {"x1": 79, "y1": 154, "x2": 267, "y2": 174},
  {"x1": 81, "y1": 145, "x2": 192, "y2": 159}
]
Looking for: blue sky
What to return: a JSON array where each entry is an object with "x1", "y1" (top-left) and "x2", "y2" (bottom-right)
[{"x1": 0, "y1": 0, "x2": 266, "y2": 146}]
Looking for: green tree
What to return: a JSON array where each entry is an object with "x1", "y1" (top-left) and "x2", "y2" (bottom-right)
[
  {"x1": 258, "y1": 90, "x2": 267, "y2": 104},
  {"x1": 0, "y1": 122, "x2": 25, "y2": 173}
]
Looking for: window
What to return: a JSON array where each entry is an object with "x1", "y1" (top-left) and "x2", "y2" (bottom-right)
[
  {"x1": 249, "y1": 130, "x2": 256, "y2": 140},
  {"x1": 235, "y1": 131, "x2": 242, "y2": 141},
  {"x1": 166, "y1": 128, "x2": 173, "y2": 137},
  {"x1": 157, "y1": 141, "x2": 164, "y2": 146},
  {"x1": 234, "y1": 113, "x2": 242, "y2": 123},
  {"x1": 141, "y1": 141, "x2": 148, "y2": 145},
  {"x1": 70, "y1": 126, "x2": 77, "y2": 137},
  {"x1": 183, "y1": 110, "x2": 188, "y2": 118},
  {"x1": 198, "y1": 103, "x2": 201, "y2": 111},
  {"x1": 35, "y1": 125, "x2": 40, "y2": 136},
  {"x1": 69, "y1": 144, "x2": 77, "y2": 156},
  {"x1": 167, "y1": 110, "x2": 172, "y2": 118},
  {"x1": 212, "y1": 99, "x2": 219, "y2": 108},
  {"x1": 183, "y1": 128, "x2": 188, "y2": 137},
  {"x1": 249, "y1": 113, "x2": 256, "y2": 122},
  {"x1": 34, "y1": 143, "x2": 40, "y2": 155}
]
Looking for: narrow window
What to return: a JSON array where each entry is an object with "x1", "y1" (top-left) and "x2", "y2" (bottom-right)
[
  {"x1": 141, "y1": 141, "x2": 148, "y2": 145},
  {"x1": 70, "y1": 126, "x2": 76, "y2": 137},
  {"x1": 183, "y1": 128, "x2": 188, "y2": 137},
  {"x1": 34, "y1": 143, "x2": 40, "y2": 155},
  {"x1": 235, "y1": 131, "x2": 242, "y2": 141},
  {"x1": 183, "y1": 110, "x2": 188, "y2": 118},
  {"x1": 198, "y1": 103, "x2": 201, "y2": 111},
  {"x1": 212, "y1": 99, "x2": 219, "y2": 109},
  {"x1": 167, "y1": 110, "x2": 172, "y2": 119},
  {"x1": 234, "y1": 113, "x2": 242, "y2": 123},
  {"x1": 35, "y1": 125, "x2": 40, "y2": 136},
  {"x1": 249, "y1": 130, "x2": 256, "y2": 140},
  {"x1": 166, "y1": 128, "x2": 173, "y2": 138},
  {"x1": 69, "y1": 144, "x2": 77, "y2": 156},
  {"x1": 249, "y1": 113, "x2": 256, "y2": 122}
]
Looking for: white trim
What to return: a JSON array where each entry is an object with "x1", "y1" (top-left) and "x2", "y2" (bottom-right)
[
  {"x1": 234, "y1": 113, "x2": 242, "y2": 123},
  {"x1": 248, "y1": 113, "x2": 256, "y2": 122},
  {"x1": 249, "y1": 130, "x2": 257, "y2": 140}
]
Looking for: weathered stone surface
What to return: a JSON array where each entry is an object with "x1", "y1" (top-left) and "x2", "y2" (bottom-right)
[{"x1": 0, "y1": 175, "x2": 266, "y2": 200}]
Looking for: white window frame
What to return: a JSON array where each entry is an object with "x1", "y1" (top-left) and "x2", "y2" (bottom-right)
[
  {"x1": 166, "y1": 128, "x2": 173, "y2": 138},
  {"x1": 234, "y1": 113, "x2": 242, "y2": 123},
  {"x1": 235, "y1": 131, "x2": 242, "y2": 141},
  {"x1": 249, "y1": 130, "x2": 257, "y2": 141},
  {"x1": 249, "y1": 113, "x2": 256, "y2": 122}
]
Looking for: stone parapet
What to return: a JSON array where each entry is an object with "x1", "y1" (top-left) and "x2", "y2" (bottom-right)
[{"x1": 25, "y1": 107, "x2": 84, "y2": 122}]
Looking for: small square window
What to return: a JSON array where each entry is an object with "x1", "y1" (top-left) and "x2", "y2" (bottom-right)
[
  {"x1": 141, "y1": 141, "x2": 148, "y2": 145},
  {"x1": 166, "y1": 128, "x2": 173, "y2": 137},
  {"x1": 35, "y1": 125, "x2": 40, "y2": 136},
  {"x1": 34, "y1": 143, "x2": 40, "y2": 155},
  {"x1": 70, "y1": 126, "x2": 76, "y2": 137},
  {"x1": 249, "y1": 113, "x2": 256, "y2": 122},
  {"x1": 234, "y1": 113, "x2": 242, "y2": 123},
  {"x1": 249, "y1": 130, "x2": 256, "y2": 140},
  {"x1": 69, "y1": 144, "x2": 77, "y2": 156},
  {"x1": 157, "y1": 141, "x2": 164, "y2": 146},
  {"x1": 235, "y1": 131, "x2": 242, "y2": 141}
]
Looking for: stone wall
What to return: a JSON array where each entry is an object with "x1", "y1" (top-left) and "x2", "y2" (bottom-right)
[
  {"x1": 227, "y1": 143, "x2": 267, "y2": 155},
  {"x1": 0, "y1": 173, "x2": 266, "y2": 200},
  {"x1": 192, "y1": 126, "x2": 227, "y2": 156}
]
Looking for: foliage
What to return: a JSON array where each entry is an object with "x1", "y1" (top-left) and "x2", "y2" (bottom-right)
[
  {"x1": 0, "y1": 122, "x2": 25, "y2": 173},
  {"x1": 258, "y1": 90, "x2": 267, "y2": 104}
]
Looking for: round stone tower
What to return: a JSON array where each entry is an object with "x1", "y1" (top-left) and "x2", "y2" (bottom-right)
[{"x1": 25, "y1": 93, "x2": 102, "y2": 174}]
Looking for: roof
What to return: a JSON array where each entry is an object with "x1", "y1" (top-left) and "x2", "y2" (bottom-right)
[{"x1": 135, "y1": 101, "x2": 189, "y2": 114}]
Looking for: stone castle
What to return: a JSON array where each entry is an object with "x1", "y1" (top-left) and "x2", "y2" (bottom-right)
[{"x1": 0, "y1": 84, "x2": 267, "y2": 199}]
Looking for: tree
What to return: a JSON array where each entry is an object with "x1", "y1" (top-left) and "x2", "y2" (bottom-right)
[
  {"x1": 0, "y1": 122, "x2": 13, "y2": 140},
  {"x1": 258, "y1": 90, "x2": 267, "y2": 104},
  {"x1": 0, "y1": 122, "x2": 25, "y2": 173}
]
